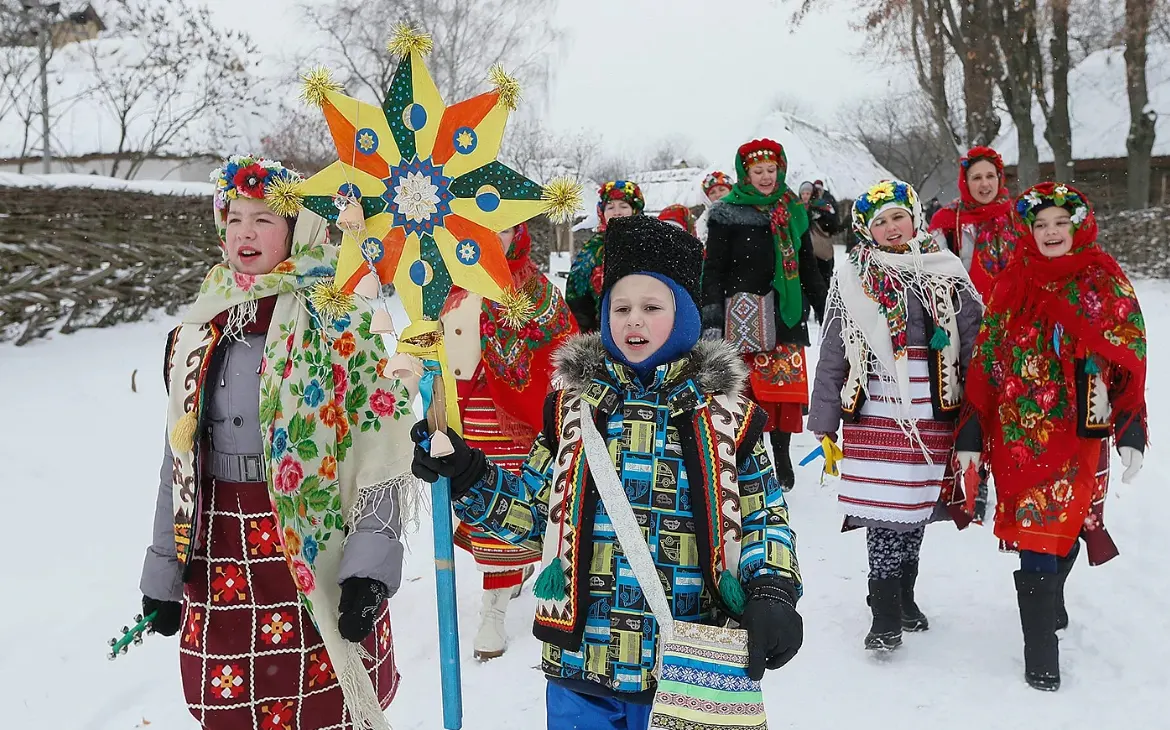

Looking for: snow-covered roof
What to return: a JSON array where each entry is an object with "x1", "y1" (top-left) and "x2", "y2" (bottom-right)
[
  {"x1": 0, "y1": 171, "x2": 214, "y2": 196},
  {"x1": 995, "y1": 44, "x2": 1170, "y2": 165},
  {"x1": 571, "y1": 166, "x2": 718, "y2": 231},
  {"x1": 572, "y1": 112, "x2": 893, "y2": 231},
  {"x1": 749, "y1": 111, "x2": 893, "y2": 199},
  {"x1": 0, "y1": 37, "x2": 257, "y2": 161},
  {"x1": 631, "y1": 167, "x2": 711, "y2": 213}
]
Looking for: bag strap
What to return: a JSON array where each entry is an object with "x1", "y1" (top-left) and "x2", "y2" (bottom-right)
[{"x1": 577, "y1": 400, "x2": 674, "y2": 671}]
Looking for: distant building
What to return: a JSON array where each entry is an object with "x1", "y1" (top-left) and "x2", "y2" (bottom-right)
[
  {"x1": 995, "y1": 44, "x2": 1170, "y2": 211},
  {"x1": 1, "y1": 3, "x2": 105, "y2": 50}
]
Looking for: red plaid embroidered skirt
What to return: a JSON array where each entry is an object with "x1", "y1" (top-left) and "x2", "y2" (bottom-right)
[{"x1": 179, "y1": 479, "x2": 398, "y2": 730}]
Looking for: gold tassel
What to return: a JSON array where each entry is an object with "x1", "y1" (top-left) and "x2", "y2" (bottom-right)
[
  {"x1": 299, "y1": 66, "x2": 342, "y2": 108},
  {"x1": 309, "y1": 279, "x2": 353, "y2": 325},
  {"x1": 498, "y1": 287, "x2": 535, "y2": 330},
  {"x1": 488, "y1": 64, "x2": 521, "y2": 111},
  {"x1": 265, "y1": 176, "x2": 304, "y2": 217},
  {"x1": 541, "y1": 177, "x2": 583, "y2": 224},
  {"x1": 386, "y1": 23, "x2": 434, "y2": 57},
  {"x1": 170, "y1": 410, "x2": 198, "y2": 454}
]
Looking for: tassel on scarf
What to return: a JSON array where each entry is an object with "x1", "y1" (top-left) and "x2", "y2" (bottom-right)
[
  {"x1": 533, "y1": 560, "x2": 567, "y2": 601},
  {"x1": 930, "y1": 323, "x2": 951, "y2": 351},
  {"x1": 718, "y1": 569, "x2": 746, "y2": 615},
  {"x1": 170, "y1": 410, "x2": 198, "y2": 453}
]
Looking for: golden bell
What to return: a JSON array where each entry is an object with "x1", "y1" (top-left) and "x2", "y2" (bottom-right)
[
  {"x1": 387, "y1": 353, "x2": 422, "y2": 381},
  {"x1": 354, "y1": 271, "x2": 380, "y2": 299},
  {"x1": 336, "y1": 202, "x2": 366, "y2": 232},
  {"x1": 370, "y1": 306, "x2": 396, "y2": 335},
  {"x1": 429, "y1": 430, "x2": 455, "y2": 458}
]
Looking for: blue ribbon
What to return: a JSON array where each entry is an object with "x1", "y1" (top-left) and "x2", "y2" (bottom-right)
[
  {"x1": 1053, "y1": 323, "x2": 1063, "y2": 357},
  {"x1": 417, "y1": 358, "x2": 442, "y2": 446},
  {"x1": 799, "y1": 444, "x2": 825, "y2": 467}
]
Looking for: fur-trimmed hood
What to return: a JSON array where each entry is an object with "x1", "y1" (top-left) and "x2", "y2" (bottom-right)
[
  {"x1": 552, "y1": 333, "x2": 747, "y2": 400},
  {"x1": 708, "y1": 199, "x2": 771, "y2": 228}
]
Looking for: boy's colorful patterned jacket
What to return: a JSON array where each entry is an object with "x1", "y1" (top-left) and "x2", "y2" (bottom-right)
[{"x1": 453, "y1": 334, "x2": 801, "y2": 696}]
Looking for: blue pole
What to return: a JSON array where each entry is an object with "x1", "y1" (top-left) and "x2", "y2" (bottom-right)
[{"x1": 431, "y1": 474, "x2": 463, "y2": 729}]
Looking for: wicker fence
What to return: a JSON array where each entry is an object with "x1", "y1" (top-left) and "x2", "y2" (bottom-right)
[
  {"x1": 5, "y1": 182, "x2": 1164, "y2": 346},
  {"x1": 0, "y1": 185, "x2": 220, "y2": 344},
  {"x1": 0, "y1": 183, "x2": 578, "y2": 345}
]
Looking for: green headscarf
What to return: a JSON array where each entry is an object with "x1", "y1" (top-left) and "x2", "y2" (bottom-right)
[{"x1": 721, "y1": 140, "x2": 809, "y2": 329}]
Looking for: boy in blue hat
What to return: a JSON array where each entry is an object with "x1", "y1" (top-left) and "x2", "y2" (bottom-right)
[{"x1": 413, "y1": 215, "x2": 803, "y2": 729}]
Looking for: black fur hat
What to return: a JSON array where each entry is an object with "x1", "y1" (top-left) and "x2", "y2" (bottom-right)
[{"x1": 602, "y1": 214, "x2": 703, "y2": 309}]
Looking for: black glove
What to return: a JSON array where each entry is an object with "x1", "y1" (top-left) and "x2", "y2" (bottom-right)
[
  {"x1": 410, "y1": 420, "x2": 488, "y2": 497},
  {"x1": 739, "y1": 579, "x2": 803, "y2": 680},
  {"x1": 142, "y1": 595, "x2": 182, "y2": 637},
  {"x1": 338, "y1": 576, "x2": 389, "y2": 642}
]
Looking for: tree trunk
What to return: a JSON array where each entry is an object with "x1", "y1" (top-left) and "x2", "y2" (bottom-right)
[
  {"x1": 912, "y1": 0, "x2": 961, "y2": 148},
  {"x1": 989, "y1": 0, "x2": 1041, "y2": 185},
  {"x1": 1045, "y1": 0, "x2": 1074, "y2": 182},
  {"x1": 962, "y1": 0, "x2": 1002, "y2": 146},
  {"x1": 1125, "y1": 0, "x2": 1157, "y2": 209},
  {"x1": 1016, "y1": 116, "x2": 1041, "y2": 188}
]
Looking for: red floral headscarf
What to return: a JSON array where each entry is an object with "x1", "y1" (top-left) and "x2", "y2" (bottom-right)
[{"x1": 657, "y1": 204, "x2": 696, "y2": 236}]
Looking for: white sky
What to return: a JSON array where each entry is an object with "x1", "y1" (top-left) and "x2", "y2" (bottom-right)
[{"x1": 197, "y1": 0, "x2": 902, "y2": 167}]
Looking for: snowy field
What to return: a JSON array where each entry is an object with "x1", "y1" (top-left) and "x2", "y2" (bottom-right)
[{"x1": 2, "y1": 276, "x2": 1169, "y2": 729}]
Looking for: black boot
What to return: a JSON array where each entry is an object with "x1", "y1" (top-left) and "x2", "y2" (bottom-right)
[
  {"x1": 900, "y1": 561, "x2": 930, "y2": 632},
  {"x1": 1055, "y1": 541, "x2": 1080, "y2": 631},
  {"x1": 770, "y1": 431, "x2": 795, "y2": 492},
  {"x1": 1015, "y1": 571, "x2": 1061, "y2": 691},
  {"x1": 864, "y1": 578, "x2": 903, "y2": 651}
]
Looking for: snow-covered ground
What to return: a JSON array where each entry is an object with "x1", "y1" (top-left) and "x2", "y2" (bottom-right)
[{"x1": 2, "y1": 280, "x2": 1168, "y2": 729}]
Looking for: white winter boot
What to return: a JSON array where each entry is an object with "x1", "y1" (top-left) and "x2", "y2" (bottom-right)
[{"x1": 473, "y1": 588, "x2": 512, "y2": 661}]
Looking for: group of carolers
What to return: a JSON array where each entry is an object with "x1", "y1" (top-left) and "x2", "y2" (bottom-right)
[{"x1": 138, "y1": 140, "x2": 1147, "y2": 730}]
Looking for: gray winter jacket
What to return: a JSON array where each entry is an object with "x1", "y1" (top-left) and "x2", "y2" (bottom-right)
[
  {"x1": 140, "y1": 334, "x2": 404, "y2": 602},
  {"x1": 806, "y1": 289, "x2": 983, "y2": 436}
]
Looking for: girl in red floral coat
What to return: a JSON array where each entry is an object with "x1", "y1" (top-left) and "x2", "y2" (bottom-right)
[{"x1": 960, "y1": 183, "x2": 1147, "y2": 692}]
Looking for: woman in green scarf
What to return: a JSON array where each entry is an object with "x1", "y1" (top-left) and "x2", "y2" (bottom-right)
[{"x1": 702, "y1": 138, "x2": 828, "y2": 491}]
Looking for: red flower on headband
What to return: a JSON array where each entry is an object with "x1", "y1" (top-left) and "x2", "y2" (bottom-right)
[
  {"x1": 233, "y1": 164, "x2": 268, "y2": 199},
  {"x1": 737, "y1": 138, "x2": 784, "y2": 163}
]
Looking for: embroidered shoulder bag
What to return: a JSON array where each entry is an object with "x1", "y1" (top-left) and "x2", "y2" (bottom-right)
[{"x1": 578, "y1": 402, "x2": 769, "y2": 730}]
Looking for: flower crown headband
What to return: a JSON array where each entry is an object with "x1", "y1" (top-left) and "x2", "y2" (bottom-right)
[
  {"x1": 702, "y1": 171, "x2": 733, "y2": 193},
  {"x1": 211, "y1": 155, "x2": 303, "y2": 217},
  {"x1": 852, "y1": 179, "x2": 918, "y2": 236},
  {"x1": 598, "y1": 180, "x2": 645, "y2": 210},
  {"x1": 742, "y1": 149, "x2": 779, "y2": 167},
  {"x1": 1015, "y1": 184, "x2": 1090, "y2": 229}
]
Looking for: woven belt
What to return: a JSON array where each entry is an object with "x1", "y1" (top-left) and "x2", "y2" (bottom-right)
[{"x1": 209, "y1": 451, "x2": 267, "y2": 483}]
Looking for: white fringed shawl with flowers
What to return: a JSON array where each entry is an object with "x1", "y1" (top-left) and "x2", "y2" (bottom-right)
[{"x1": 828, "y1": 182, "x2": 981, "y2": 454}]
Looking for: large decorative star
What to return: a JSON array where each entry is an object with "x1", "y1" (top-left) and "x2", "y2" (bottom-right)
[{"x1": 297, "y1": 42, "x2": 555, "y2": 322}]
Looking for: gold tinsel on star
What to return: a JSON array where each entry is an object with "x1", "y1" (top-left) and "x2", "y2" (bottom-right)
[
  {"x1": 488, "y1": 64, "x2": 521, "y2": 111},
  {"x1": 299, "y1": 66, "x2": 342, "y2": 108},
  {"x1": 497, "y1": 287, "x2": 536, "y2": 331},
  {"x1": 387, "y1": 23, "x2": 433, "y2": 57},
  {"x1": 309, "y1": 278, "x2": 353, "y2": 326},
  {"x1": 265, "y1": 176, "x2": 304, "y2": 218},
  {"x1": 541, "y1": 177, "x2": 584, "y2": 224}
]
